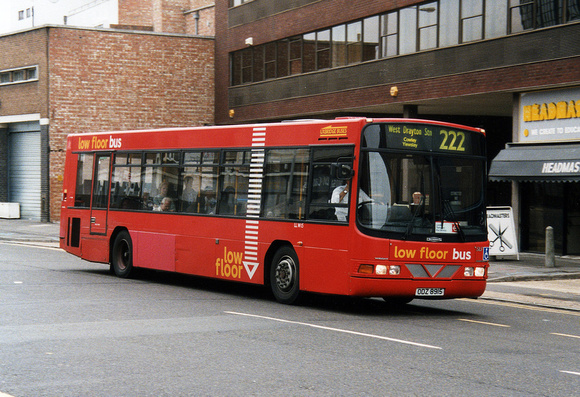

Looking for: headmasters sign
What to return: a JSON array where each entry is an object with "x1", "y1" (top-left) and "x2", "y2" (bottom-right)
[{"x1": 520, "y1": 87, "x2": 580, "y2": 142}]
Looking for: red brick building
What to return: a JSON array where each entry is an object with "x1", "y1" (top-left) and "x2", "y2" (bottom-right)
[
  {"x1": 215, "y1": 1, "x2": 580, "y2": 255},
  {"x1": 0, "y1": 0, "x2": 215, "y2": 222}
]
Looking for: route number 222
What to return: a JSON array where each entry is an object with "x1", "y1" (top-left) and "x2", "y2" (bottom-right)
[{"x1": 439, "y1": 130, "x2": 466, "y2": 152}]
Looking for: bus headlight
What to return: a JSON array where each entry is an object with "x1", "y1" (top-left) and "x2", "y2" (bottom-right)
[
  {"x1": 389, "y1": 265, "x2": 401, "y2": 275},
  {"x1": 464, "y1": 267, "x2": 474, "y2": 277},
  {"x1": 475, "y1": 267, "x2": 486, "y2": 277},
  {"x1": 375, "y1": 265, "x2": 388, "y2": 275}
]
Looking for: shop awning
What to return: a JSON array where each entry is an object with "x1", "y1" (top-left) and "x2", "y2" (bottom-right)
[{"x1": 489, "y1": 143, "x2": 580, "y2": 182}]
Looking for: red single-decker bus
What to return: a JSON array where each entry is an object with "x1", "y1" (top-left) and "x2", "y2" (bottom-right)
[{"x1": 60, "y1": 117, "x2": 489, "y2": 304}]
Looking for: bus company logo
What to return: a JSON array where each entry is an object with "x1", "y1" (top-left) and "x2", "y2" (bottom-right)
[
  {"x1": 320, "y1": 125, "x2": 348, "y2": 138},
  {"x1": 77, "y1": 135, "x2": 122, "y2": 150},
  {"x1": 392, "y1": 245, "x2": 472, "y2": 261},
  {"x1": 215, "y1": 247, "x2": 245, "y2": 279}
]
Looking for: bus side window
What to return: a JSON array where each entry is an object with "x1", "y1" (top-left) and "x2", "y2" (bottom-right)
[
  {"x1": 110, "y1": 153, "x2": 142, "y2": 210},
  {"x1": 263, "y1": 148, "x2": 309, "y2": 220},
  {"x1": 218, "y1": 150, "x2": 250, "y2": 216},
  {"x1": 74, "y1": 153, "x2": 93, "y2": 208},
  {"x1": 308, "y1": 146, "x2": 354, "y2": 222},
  {"x1": 193, "y1": 151, "x2": 219, "y2": 214}
]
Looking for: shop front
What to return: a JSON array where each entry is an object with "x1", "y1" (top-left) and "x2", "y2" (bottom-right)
[{"x1": 489, "y1": 87, "x2": 580, "y2": 255}]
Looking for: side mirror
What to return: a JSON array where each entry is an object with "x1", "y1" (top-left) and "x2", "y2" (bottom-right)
[{"x1": 332, "y1": 163, "x2": 354, "y2": 180}]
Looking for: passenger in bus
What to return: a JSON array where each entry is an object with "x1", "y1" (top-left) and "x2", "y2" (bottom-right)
[
  {"x1": 219, "y1": 186, "x2": 236, "y2": 215},
  {"x1": 153, "y1": 181, "x2": 176, "y2": 211},
  {"x1": 181, "y1": 176, "x2": 198, "y2": 212},
  {"x1": 156, "y1": 197, "x2": 174, "y2": 212}
]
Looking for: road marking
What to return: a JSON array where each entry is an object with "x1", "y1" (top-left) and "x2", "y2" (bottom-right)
[
  {"x1": 458, "y1": 297, "x2": 580, "y2": 317},
  {"x1": 225, "y1": 311, "x2": 442, "y2": 350},
  {"x1": 1, "y1": 392, "x2": 16, "y2": 397},
  {"x1": 551, "y1": 332, "x2": 580, "y2": 339},
  {"x1": 458, "y1": 318, "x2": 511, "y2": 328},
  {"x1": 0, "y1": 241, "x2": 62, "y2": 251},
  {"x1": 560, "y1": 370, "x2": 580, "y2": 376}
]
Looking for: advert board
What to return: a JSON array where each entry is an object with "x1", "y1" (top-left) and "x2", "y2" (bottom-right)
[{"x1": 487, "y1": 206, "x2": 519, "y2": 259}]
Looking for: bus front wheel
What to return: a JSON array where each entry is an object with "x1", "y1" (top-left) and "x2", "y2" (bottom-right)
[
  {"x1": 112, "y1": 230, "x2": 134, "y2": 278},
  {"x1": 270, "y1": 246, "x2": 300, "y2": 304}
]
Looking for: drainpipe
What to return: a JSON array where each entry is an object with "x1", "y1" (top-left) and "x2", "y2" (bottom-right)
[{"x1": 183, "y1": 3, "x2": 215, "y2": 35}]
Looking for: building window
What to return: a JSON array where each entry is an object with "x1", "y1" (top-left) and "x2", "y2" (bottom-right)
[
  {"x1": 316, "y1": 29, "x2": 331, "y2": 70},
  {"x1": 347, "y1": 21, "x2": 363, "y2": 64},
  {"x1": 289, "y1": 36, "x2": 303, "y2": 75},
  {"x1": 363, "y1": 16, "x2": 380, "y2": 62},
  {"x1": 399, "y1": 7, "x2": 418, "y2": 55},
  {"x1": 381, "y1": 11, "x2": 399, "y2": 57},
  {"x1": 229, "y1": 0, "x2": 580, "y2": 86},
  {"x1": 486, "y1": 0, "x2": 508, "y2": 38},
  {"x1": 303, "y1": 33, "x2": 316, "y2": 73},
  {"x1": 229, "y1": 0, "x2": 254, "y2": 7},
  {"x1": 508, "y1": 0, "x2": 577, "y2": 33},
  {"x1": 264, "y1": 42, "x2": 277, "y2": 79},
  {"x1": 460, "y1": 0, "x2": 484, "y2": 42},
  {"x1": 0, "y1": 66, "x2": 39, "y2": 86},
  {"x1": 419, "y1": 2, "x2": 439, "y2": 50},
  {"x1": 332, "y1": 25, "x2": 347, "y2": 67}
]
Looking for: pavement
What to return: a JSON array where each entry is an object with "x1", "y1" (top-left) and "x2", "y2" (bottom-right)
[{"x1": 1, "y1": 218, "x2": 579, "y2": 311}]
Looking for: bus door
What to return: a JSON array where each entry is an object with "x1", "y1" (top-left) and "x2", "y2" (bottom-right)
[{"x1": 90, "y1": 153, "x2": 112, "y2": 235}]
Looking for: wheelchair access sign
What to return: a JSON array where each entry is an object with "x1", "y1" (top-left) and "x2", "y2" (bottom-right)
[{"x1": 487, "y1": 206, "x2": 519, "y2": 259}]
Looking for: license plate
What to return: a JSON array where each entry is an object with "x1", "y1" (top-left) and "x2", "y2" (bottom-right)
[{"x1": 415, "y1": 288, "x2": 445, "y2": 297}]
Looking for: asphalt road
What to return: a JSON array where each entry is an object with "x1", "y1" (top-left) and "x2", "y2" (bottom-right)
[{"x1": 1, "y1": 241, "x2": 579, "y2": 396}]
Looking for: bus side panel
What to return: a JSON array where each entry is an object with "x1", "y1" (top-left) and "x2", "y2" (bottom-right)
[
  {"x1": 175, "y1": 235, "x2": 217, "y2": 277},
  {"x1": 133, "y1": 231, "x2": 176, "y2": 272},
  {"x1": 300, "y1": 246, "x2": 350, "y2": 295},
  {"x1": 80, "y1": 236, "x2": 109, "y2": 263},
  {"x1": 295, "y1": 224, "x2": 352, "y2": 295}
]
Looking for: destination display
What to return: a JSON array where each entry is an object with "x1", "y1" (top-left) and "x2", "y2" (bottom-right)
[{"x1": 363, "y1": 123, "x2": 485, "y2": 156}]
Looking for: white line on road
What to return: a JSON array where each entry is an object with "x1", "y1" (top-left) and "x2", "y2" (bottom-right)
[
  {"x1": 0, "y1": 241, "x2": 61, "y2": 251},
  {"x1": 458, "y1": 318, "x2": 511, "y2": 328},
  {"x1": 225, "y1": 311, "x2": 442, "y2": 350},
  {"x1": 560, "y1": 370, "x2": 580, "y2": 376},
  {"x1": 551, "y1": 332, "x2": 580, "y2": 339}
]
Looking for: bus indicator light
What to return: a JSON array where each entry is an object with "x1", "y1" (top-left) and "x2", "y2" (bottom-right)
[{"x1": 358, "y1": 264, "x2": 374, "y2": 274}]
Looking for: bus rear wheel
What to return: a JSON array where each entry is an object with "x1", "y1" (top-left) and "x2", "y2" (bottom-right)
[
  {"x1": 112, "y1": 230, "x2": 134, "y2": 278},
  {"x1": 270, "y1": 246, "x2": 300, "y2": 304}
]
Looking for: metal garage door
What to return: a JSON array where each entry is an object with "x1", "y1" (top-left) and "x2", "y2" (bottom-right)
[{"x1": 9, "y1": 122, "x2": 41, "y2": 221}]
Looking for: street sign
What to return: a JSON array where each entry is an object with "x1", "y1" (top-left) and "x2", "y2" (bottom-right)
[{"x1": 487, "y1": 206, "x2": 519, "y2": 259}]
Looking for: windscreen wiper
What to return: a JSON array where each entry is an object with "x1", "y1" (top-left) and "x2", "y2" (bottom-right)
[
  {"x1": 402, "y1": 197, "x2": 424, "y2": 240},
  {"x1": 442, "y1": 199, "x2": 465, "y2": 242}
]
